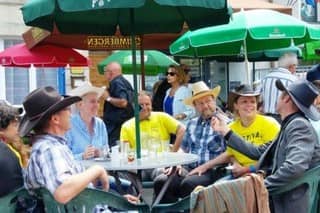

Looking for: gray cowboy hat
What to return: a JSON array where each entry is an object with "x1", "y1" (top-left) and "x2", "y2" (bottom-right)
[
  {"x1": 276, "y1": 79, "x2": 320, "y2": 121},
  {"x1": 227, "y1": 84, "x2": 260, "y2": 112},
  {"x1": 19, "y1": 86, "x2": 81, "y2": 137}
]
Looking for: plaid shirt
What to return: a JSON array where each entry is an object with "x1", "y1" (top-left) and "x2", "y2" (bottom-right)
[
  {"x1": 181, "y1": 116, "x2": 226, "y2": 169},
  {"x1": 24, "y1": 134, "x2": 85, "y2": 194}
]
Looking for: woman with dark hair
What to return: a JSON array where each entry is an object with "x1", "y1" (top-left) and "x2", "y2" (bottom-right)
[
  {"x1": 163, "y1": 64, "x2": 194, "y2": 125},
  {"x1": 0, "y1": 101, "x2": 26, "y2": 197}
]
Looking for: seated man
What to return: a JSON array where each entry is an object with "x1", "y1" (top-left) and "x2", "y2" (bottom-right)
[
  {"x1": 153, "y1": 81, "x2": 227, "y2": 203},
  {"x1": 211, "y1": 79, "x2": 320, "y2": 213},
  {"x1": 21, "y1": 86, "x2": 137, "y2": 204},
  {"x1": 189, "y1": 84, "x2": 280, "y2": 178},
  {"x1": 120, "y1": 90, "x2": 185, "y2": 180}
]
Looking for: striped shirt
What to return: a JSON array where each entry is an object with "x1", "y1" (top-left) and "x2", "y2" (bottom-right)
[
  {"x1": 261, "y1": 68, "x2": 298, "y2": 114},
  {"x1": 181, "y1": 116, "x2": 226, "y2": 169},
  {"x1": 24, "y1": 134, "x2": 85, "y2": 194}
]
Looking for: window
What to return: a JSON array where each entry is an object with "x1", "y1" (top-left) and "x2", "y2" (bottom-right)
[{"x1": 4, "y1": 40, "x2": 58, "y2": 104}]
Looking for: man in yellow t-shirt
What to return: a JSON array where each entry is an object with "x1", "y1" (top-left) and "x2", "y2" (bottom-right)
[
  {"x1": 189, "y1": 84, "x2": 280, "y2": 178},
  {"x1": 120, "y1": 91, "x2": 185, "y2": 180}
]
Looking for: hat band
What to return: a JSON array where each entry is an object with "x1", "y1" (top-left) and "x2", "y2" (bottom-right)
[
  {"x1": 28, "y1": 112, "x2": 45, "y2": 121},
  {"x1": 193, "y1": 90, "x2": 211, "y2": 97}
]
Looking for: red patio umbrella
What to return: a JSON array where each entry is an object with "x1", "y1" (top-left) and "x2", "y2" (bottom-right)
[{"x1": 0, "y1": 43, "x2": 89, "y2": 67}]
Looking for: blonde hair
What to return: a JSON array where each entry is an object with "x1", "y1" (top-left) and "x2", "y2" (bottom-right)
[{"x1": 7, "y1": 138, "x2": 30, "y2": 168}]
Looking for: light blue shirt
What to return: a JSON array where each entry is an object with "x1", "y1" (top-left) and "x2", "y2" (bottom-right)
[
  {"x1": 164, "y1": 85, "x2": 195, "y2": 125},
  {"x1": 65, "y1": 112, "x2": 109, "y2": 160}
]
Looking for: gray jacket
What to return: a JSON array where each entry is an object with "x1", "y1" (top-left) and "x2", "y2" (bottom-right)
[{"x1": 226, "y1": 113, "x2": 320, "y2": 213}]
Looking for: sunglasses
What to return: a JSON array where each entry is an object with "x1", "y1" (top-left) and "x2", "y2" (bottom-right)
[{"x1": 166, "y1": 71, "x2": 176, "y2": 76}]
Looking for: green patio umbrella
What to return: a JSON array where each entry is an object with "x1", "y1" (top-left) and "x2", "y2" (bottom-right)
[
  {"x1": 303, "y1": 41, "x2": 320, "y2": 61},
  {"x1": 21, "y1": 0, "x2": 231, "y2": 159},
  {"x1": 208, "y1": 46, "x2": 302, "y2": 62},
  {"x1": 170, "y1": 9, "x2": 320, "y2": 83},
  {"x1": 21, "y1": 0, "x2": 231, "y2": 35},
  {"x1": 97, "y1": 50, "x2": 179, "y2": 75}
]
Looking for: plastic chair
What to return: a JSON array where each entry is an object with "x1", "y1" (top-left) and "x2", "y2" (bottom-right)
[
  {"x1": 151, "y1": 196, "x2": 190, "y2": 213},
  {"x1": 0, "y1": 187, "x2": 31, "y2": 212},
  {"x1": 269, "y1": 165, "x2": 320, "y2": 213},
  {"x1": 37, "y1": 187, "x2": 150, "y2": 213}
]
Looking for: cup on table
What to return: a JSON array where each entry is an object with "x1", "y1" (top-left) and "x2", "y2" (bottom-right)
[
  {"x1": 149, "y1": 138, "x2": 161, "y2": 159},
  {"x1": 120, "y1": 141, "x2": 129, "y2": 160},
  {"x1": 110, "y1": 145, "x2": 119, "y2": 161},
  {"x1": 98, "y1": 145, "x2": 110, "y2": 159},
  {"x1": 127, "y1": 148, "x2": 136, "y2": 163},
  {"x1": 160, "y1": 140, "x2": 170, "y2": 156},
  {"x1": 140, "y1": 132, "x2": 150, "y2": 157}
]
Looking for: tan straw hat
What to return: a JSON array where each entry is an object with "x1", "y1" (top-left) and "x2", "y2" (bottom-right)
[
  {"x1": 69, "y1": 81, "x2": 104, "y2": 98},
  {"x1": 184, "y1": 81, "x2": 221, "y2": 105}
]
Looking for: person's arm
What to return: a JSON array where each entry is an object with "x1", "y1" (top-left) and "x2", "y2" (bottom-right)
[
  {"x1": 211, "y1": 116, "x2": 268, "y2": 159},
  {"x1": 172, "y1": 124, "x2": 186, "y2": 152},
  {"x1": 53, "y1": 165, "x2": 108, "y2": 204},
  {"x1": 103, "y1": 90, "x2": 128, "y2": 108},
  {"x1": 188, "y1": 152, "x2": 231, "y2": 176}
]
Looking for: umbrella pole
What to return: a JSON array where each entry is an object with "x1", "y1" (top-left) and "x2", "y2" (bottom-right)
[
  {"x1": 243, "y1": 40, "x2": 250, "y2": 84},
  {"x1": 140, "y1": 36, "x2": 145, "y2": 90},
  {"x1": 130, "y1": 9, "x2": 141, "y2": 159}
]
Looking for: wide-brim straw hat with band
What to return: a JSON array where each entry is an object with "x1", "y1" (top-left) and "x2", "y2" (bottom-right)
[
  {"x1": 184, "y1": 81, "x2": 221, "y2": 106},
  {"x1": 227, "y1": 84, "x2": 260, "y2": 112},
  {"x1": 19, "y1": 86, "x2": 81, "y2": 137},
  {"x1": 69, "y1": 81, "x2": 105, "y2": 98},
  {"x1": 276, "y1": 79, "x2": 320, "y2": 121}
]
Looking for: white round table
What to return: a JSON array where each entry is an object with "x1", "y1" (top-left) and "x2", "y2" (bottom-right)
[{"x1": 80, "y1": 152, "x2": 199, "y2": 171}]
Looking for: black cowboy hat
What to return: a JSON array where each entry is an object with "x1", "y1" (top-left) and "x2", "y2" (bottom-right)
[
  {"x1": 19, "y1": 86, "x2": 81, "y2": 137},
  {"x1": 227, "y1": 84, "x2": 260, "y2": 112},
  {"x1": 276, "y1": 79, "x2": 320, "y2": 121}
]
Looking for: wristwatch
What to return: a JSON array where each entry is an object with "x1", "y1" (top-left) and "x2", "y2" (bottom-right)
[{"x1": 106, "y1": 97, "x2": 112, "y2": 102}]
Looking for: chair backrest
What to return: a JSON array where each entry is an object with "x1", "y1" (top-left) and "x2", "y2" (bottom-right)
[
  {"x1": 151, "y1": 196, "x2": 190, "y2": 213},
  {"x1": 37, "y1": 188, "x2": 150, "y2": 213},
  {"x1": 269, "y1": 165, "x2": 320, "y2": 213},
  {"x1": 0, "y1": 187, "x2": 32, "y2": 212}
]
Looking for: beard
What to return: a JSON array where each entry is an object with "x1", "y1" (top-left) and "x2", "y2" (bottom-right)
[{"x1": 202, "y1": 108, "x2": 215, "y2": 119}]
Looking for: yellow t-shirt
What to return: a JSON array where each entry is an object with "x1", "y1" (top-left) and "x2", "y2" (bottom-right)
[
  {"x1": 120, "y1": 111, "x2": 180, "y2": 148},
  {"x1": 227, "y1": 114, "x2": 280, "y2": 166},
  {"x1": 7, "y1": 143, "x2": 23, "y2": 167}
]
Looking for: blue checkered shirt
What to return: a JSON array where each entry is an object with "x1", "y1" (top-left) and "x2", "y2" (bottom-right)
[
  {"x1": 24, "y1": 134, "x2": 85, "y2": 194},
  {"x1": 181, "y1": 116, "x2": 226, "y2": 169}
]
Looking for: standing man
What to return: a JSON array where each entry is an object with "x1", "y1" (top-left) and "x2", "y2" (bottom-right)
[
  {"x1": 212, "y1": 79, "x2": 320, "y2": 213},
  {"x1": 261, "y1": 53, "x2": 298, "y2": 122},
  {"x1": 103, "y1": 62, "x2": 134, "y2": 147},
  {"x1": 153, "y1": 81, "x2": 226, "y2": 203},
  {"x1": 20, "y1": 87, "x2": 110, "y2": 204}
]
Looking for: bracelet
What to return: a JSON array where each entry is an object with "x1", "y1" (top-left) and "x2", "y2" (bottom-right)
[{"x1": 249, "y1": 165, "x2": 256, "y2": 173}]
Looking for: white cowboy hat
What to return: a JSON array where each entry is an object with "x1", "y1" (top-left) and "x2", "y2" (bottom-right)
[
  {"x1": 184, "y1": 81, "x2": 221, "y2": 106},
  {"x1": 69, "y1": 81, "x2": 104, "y2": 98}
]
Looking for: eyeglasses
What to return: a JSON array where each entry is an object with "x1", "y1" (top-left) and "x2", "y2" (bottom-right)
[{"x1": 166, "y1": 71, "x2": 176, "y2": 76}]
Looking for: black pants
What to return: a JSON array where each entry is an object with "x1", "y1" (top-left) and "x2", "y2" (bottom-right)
[{"x1": 153, "y1": 168, "x2": 226, "y2": 204}]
